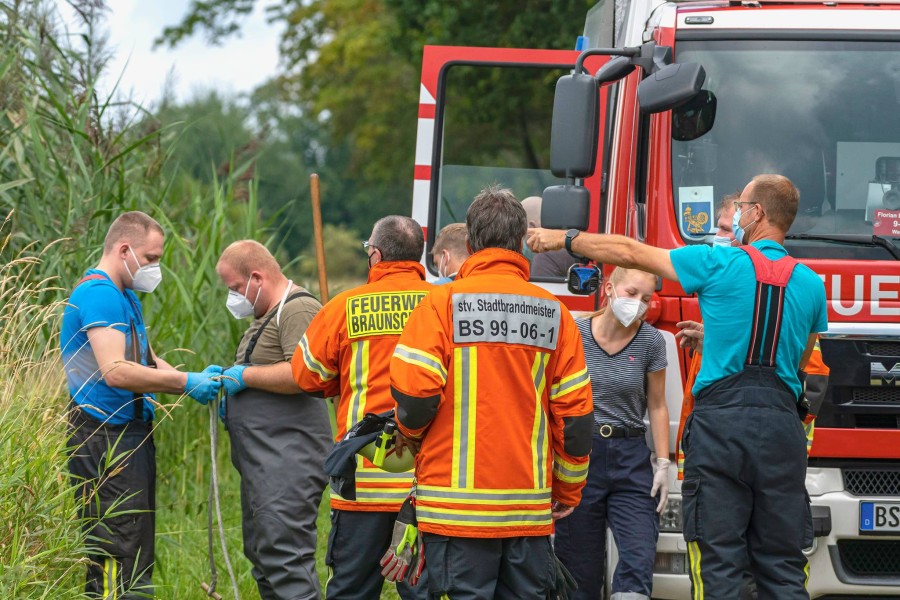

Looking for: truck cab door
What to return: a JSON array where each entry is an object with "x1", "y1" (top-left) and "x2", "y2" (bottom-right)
[{"x1": 414, "y1": 45, "x2": 611, "y2": 308}]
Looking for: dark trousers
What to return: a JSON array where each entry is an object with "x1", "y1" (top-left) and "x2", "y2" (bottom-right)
[
  {"x1": 325, "y1": 509, "x2": 430, "y2": 600},
  {"x1": 422, "y1": 533, "x2": 556, "y2": 600},
  {"x1": 554, "y1": 434, "x2": 659, "y2": 598},
  {"x1": 227, "y1": 388, "x2": 333, "y2": 600},
  {"x1": 682, "y1": 368, "x2": 811, "y2": 600},
  {"x1": 67, "y1": 409, "x2": 155, "y2": 599}
]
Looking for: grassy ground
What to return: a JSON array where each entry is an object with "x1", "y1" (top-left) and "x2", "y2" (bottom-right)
[
  {"x1": 2, "y1": 377, "x2": 404, "y2": 599},
  {"x1": 153, "y1": 405, "x2": 401, "y2": 599}
]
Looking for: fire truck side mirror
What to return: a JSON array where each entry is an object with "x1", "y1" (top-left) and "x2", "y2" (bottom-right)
[
  {"x1": 540, "y1": 185, "x2": 590, "y2": 231},
  {"x1": 637, "y1": 62, "x2": 706, "y2": 114},
  {"x1": 550, "y1": 73, "x2": 599, "y2": 179},
  {"x1": 595, "y1": 56, "x2": 635, "y2": 84}
]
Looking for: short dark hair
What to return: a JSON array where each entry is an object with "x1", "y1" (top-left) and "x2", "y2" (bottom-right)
[
  {"x1": 370, "y1": 216, "x2": 424, "y2": 262},
  {"x1": 466, "y1": 185, "x2": 526, "y2": 253},
  {"x1": 750, "y1": 174, "x2": 800, "y2": 231},
  {"x1": 104, "y1": 211, "x2": 164, "y2": 253}
]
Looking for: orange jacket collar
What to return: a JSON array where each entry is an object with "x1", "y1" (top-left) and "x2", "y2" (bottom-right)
[
  {"x1": 367, "y1": 260, "x2": 426, "y2": 284},
  {"x1": 458, "y1": 248, "x2": 530, "y2": 280}
]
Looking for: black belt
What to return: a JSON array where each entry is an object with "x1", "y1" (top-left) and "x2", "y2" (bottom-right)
[
  {"x1": 594, "y1": 424, "x2": 645, "y2": 438},
  {"x1": 69, "y1": 403, "x2": 153, "y2": 433}
]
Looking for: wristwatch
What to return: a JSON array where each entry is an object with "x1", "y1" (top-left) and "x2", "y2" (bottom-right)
[{"x1": 565, "y1": 229, "x2": 581, "y2": 258}]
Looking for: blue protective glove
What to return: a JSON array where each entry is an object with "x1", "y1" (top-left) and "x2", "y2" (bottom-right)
[
  {"x1": 222, "y1": 365, "x2": 248, "y2": 396},
  {"x1": 184, "y1": 365, "x2": 224, "y2": 405}
]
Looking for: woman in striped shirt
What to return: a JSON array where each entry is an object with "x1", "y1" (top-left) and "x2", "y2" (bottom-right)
[{"x1": 554, "y1": 266, "x2": 669, "y2": 600}]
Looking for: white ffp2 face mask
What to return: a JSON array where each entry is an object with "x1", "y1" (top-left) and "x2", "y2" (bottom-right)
[
  {"x1": 610, "y1": 286, "x2": 648, "y2": 328},
  {"x1": 125, "y1": 247, "x2": 162, "y2": 293},
  {"x1": 226, "y1": 275, "x2": 260, "y2": 319}
]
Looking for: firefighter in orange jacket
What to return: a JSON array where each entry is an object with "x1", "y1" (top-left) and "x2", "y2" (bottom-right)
[
  {"x1": 291, "y1": 215, "x2": 432, "y2": 600},
  {"x1": 390, "y1": 186, "x2": 594, "y2": 599}
]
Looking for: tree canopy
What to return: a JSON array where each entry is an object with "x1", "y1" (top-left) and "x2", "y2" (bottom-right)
[{"x1": 155, "y1": 0, "x2": 596, "y2": 227}]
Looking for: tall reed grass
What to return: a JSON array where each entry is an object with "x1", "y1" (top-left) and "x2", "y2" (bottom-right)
[
  {"x1": 1, "y1": 3, "x2": 266, "y2": 596},
  {"x1": 0, "y1": 3, "x2": 396, "y2": 598},
  {"x1": 0, "y1": 216, "x2": 91, "y2": 598}
]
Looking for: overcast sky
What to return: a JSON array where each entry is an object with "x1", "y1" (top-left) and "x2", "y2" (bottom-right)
[{"x1": 56, "y1": 0, "x2": 282, "y2": 107}]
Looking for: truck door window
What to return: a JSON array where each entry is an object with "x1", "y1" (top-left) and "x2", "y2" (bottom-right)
[
  {"x1": 432, "y1": 64, "x2": 570, "y2": 279},
  {"x1": 671, "y1": 39, "x2": 900, "y2": 260}
]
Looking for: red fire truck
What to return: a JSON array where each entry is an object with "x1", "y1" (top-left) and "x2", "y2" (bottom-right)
[{"x1": 411, "y1": 0, "x2": 900, "y2": 597}]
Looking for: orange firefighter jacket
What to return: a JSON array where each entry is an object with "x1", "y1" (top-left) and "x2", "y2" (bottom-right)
[
  {"x1": 676, "y1": 336, "x2": 830, "y2": 479},
  {"x1": 389, "y1": 249, "x2": 594, "y2": 538},
  {"x1": 291, "y1": 260, "x2": 433, "y2": 511}
]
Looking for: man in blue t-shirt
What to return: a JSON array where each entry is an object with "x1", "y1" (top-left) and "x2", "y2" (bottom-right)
[
  {"x1": 61, "y1": 211, "x2": 222, "y2": 599},
  {"x1": 528, "y1": 175, "x2": 827, "y2": 600}
]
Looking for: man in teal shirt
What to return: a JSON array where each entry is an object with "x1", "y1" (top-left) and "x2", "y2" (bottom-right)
[{"x1": 528, "y1": 174, "x2": 827, "y2": 600}]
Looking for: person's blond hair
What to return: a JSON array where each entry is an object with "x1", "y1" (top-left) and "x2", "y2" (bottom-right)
[
  {"x1": 217, "y1": 240, "x2": 281, "y2": 277},
  {"x1": 103, "y1": 211, "x2": 164, "y2": 253},
  {"x1": 588, "y1": 266, "x2": 657, "y2": 319},
  {"x1": 432, "y1": 223, "x2": 469, "y2": 261}
]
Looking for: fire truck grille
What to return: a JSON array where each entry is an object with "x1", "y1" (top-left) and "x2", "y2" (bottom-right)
[
  {"x1": 867, "y1": 341, "x2": 900, "y2": 357},
  {"x1": 837, "y1": 540, "x2": 900, "y2": 577},
  {"x1": 843, "y1": 469, "x2": 900, "y2": 496},
  {"x1": 852, "y1": 387, "x2": 900, "y2": 404},
  {"x1": 854, "y1": 414, "x2": 900, "y2": 429}
]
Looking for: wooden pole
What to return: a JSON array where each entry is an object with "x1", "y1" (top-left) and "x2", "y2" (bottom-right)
[
  {"x1": 200, "y1": 583, "x2": 223, "y2": 600},
  {"x1": 309, "y1": 173, "x2": 329, "y2": 304}
]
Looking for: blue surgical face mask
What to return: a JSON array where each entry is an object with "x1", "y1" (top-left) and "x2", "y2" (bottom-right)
[
  {"x1": 438, "y1": 252, "x2": 448, "y2": 279},
  {"x1": 712, "y1": 235, "x2": 733, "y2": 248},
  {"x1": 521, "y1": 238, "x2": 534, "y2": 262},
  {"x1": 732, "y1": 208, "x2": 746, "y2": 246}
]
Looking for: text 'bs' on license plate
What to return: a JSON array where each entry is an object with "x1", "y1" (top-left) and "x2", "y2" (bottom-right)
[{"x1": 859, "y1": 501, "x2": 900, "y2": 533}]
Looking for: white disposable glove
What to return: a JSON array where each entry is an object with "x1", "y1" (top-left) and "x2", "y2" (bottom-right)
[{"x1": 651, "y1": 457, "x2": 671, "y2": 513}]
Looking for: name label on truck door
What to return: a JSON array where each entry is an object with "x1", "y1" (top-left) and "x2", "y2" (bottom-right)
[{"x1": 452, "y1": 293, "x2": 560, "y2": 351}]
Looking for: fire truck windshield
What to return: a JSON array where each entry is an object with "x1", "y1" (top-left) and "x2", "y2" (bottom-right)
[{"x1": 671, "y1": 39, "x2": 900, "y2": 260}]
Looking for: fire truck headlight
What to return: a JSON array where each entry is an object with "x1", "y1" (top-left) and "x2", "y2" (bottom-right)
[{"x1": 659, "y1": 497, "x2": 683, "y2": 532}]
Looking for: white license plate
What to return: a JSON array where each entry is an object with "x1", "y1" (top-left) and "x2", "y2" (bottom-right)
[{"x1": 859, "y1": 501, "x2": 900, "y2": 533}]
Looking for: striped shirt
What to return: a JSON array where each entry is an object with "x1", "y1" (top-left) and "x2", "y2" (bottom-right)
[{"x1": 576, "y1": 318, "x2": 667, "y2": 430}]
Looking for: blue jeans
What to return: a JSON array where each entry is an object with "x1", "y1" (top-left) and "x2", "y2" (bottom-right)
[{"x1": 554, "y1": 434, "x2": 659, "y2": 598}]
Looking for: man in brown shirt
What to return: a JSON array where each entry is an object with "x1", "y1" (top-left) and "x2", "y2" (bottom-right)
[{"x1": 211, "y1": 240, "x2": 333, "y2": 600}]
